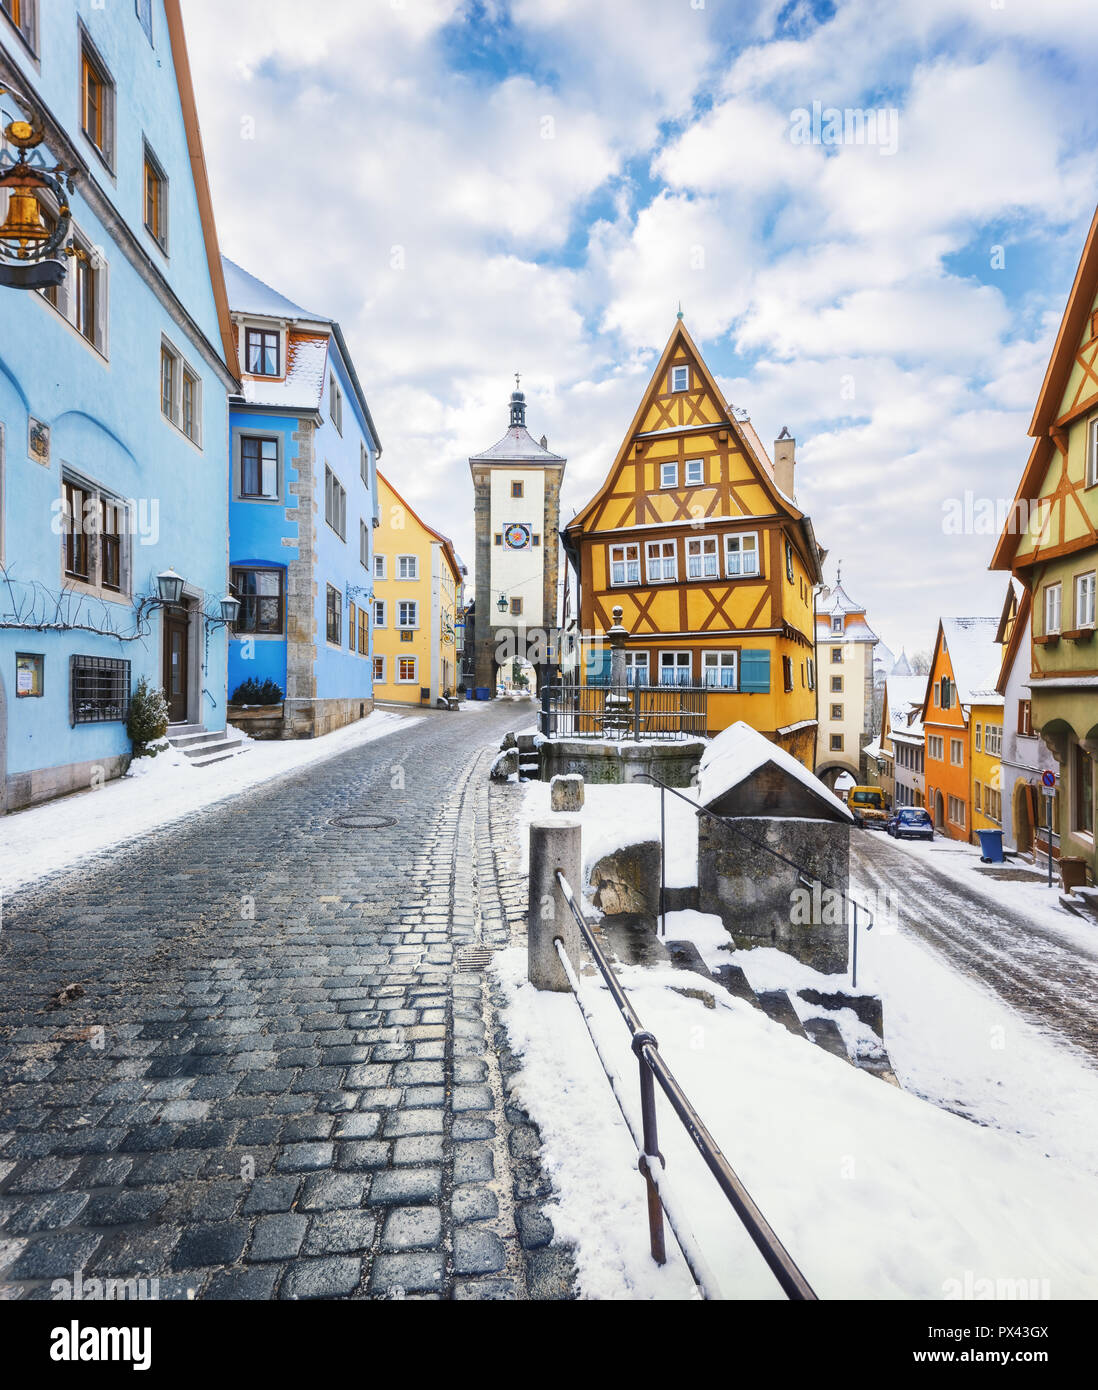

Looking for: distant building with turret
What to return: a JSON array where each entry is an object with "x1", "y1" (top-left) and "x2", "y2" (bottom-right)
[{"x1": 814, "y1": 573, "x2": 880, "y2": 787}]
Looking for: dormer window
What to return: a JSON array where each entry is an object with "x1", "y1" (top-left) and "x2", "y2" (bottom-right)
[
  {"x1": 245, "y1": 327, "x2": 280, "y2": 377},
  {"x1": 831, "y1": 615, "x2": 842, "y2": 634}
]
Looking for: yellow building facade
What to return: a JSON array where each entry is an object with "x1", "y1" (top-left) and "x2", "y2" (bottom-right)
[
  {"x1": 970, "y1": 701, "x2": 1004, "y2": 839},
  {"x1": 563, "y1": 320, "x2": 824, "y2": 764},
  {"x1": 372, "y1": 474, "x2": 465, "y2": 707}
]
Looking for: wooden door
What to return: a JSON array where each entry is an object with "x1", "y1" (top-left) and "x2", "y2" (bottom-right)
[{"x1": 163, "y1": 611, "x2": 189, "y2": 723}]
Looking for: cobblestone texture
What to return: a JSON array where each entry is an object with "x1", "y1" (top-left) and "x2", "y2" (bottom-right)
[{"x1": 0, "y1": 703, "x2": 575, "y2": 1300}]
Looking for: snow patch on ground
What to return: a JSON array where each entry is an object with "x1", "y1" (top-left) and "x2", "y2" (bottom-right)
[
  {"x1": 495, "y1": 945, "x2": 1098, "y2": 1299},
  {"x1": 0, "y1": 709, "x2": 418, "y2": 895},
  {"x1": 519, "y1": 781, "x2": 699, "y2": 889}
]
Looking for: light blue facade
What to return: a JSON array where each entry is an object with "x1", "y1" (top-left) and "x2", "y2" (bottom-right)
[
  {"x1": 0, "y1": 2, "x2": 237, "y2": 810},
  {"x1": 224, "y1": 260, "x2": 380, "y2": 736}
]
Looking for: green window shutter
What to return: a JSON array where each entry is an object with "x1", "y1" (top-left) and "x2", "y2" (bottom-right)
[
  {"x1": 740, "y1": 649, "x2": 770, "y2": 694},
  {"x1": 586, "y1": 646, "x2": 612, "y2": 686}
]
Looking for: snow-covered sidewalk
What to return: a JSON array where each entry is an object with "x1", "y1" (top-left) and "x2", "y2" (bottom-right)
[
  {"x1": 0, "y1": 709, "x2": 418, "y2": 897},
  {"x1": 496, "y1": 946, "x2": 1098, "y2": 1299}
]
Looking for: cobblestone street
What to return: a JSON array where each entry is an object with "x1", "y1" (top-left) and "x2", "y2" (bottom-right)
[{"x1": 0, "y1": 704, "x2": 574, "y2": 1301}]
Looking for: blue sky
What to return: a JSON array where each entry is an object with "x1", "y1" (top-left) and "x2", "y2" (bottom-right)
[{"x1": 186, "y1": 0, "x2": 1098, "y2": 659}]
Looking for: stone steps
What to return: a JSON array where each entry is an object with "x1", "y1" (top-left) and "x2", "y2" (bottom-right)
[{"x1": 167, "y1": 725, "x2": 249, "y2": 769}]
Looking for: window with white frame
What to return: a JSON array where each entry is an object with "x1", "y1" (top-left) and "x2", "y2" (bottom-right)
[
  {"x1": 1088, "y1": 416, "x2": 1098, "y2": 488},
  {"x1": 374, "y1": 554, "x2": 386, "y2": 580},
  {"x1": 659, "y1": 651, "x2": 692, "y2": 686},
  {"x1": 928, "y1": 735, "x2": 944, "y2": 761},
  {"x1": 609, "y1": 543, "x2": 640, "y2": 587},
  {"x1": 360, "y1": 443, "x2": 370, "y2": 486},
  {"x1": 985, "y1": 724, "x2": 1003, "y2": 756},
  {"x1": 686, "y1": 535, "x2": 719, "y2": 579},
  {"x1": 360, "y1": 520, "x2": 370, "y2": 569},
  {"x1": 831, "y1": 615, "x2": 842, "y2": 634},
  {"x1": 329, "y1": 374, "x2": 343, "y2": 434},
  {"x1": 160, "y1": 339, "x2": 201, "y2": 444},
  {"x1": 38, "y1": 207, "x2": 108, "y2": 355},
  {"x1": 373, "y1": 600, "x2": 386, "y2": 628},
  {"x1": 239, "y1": 436, "x2": 278, "y2": 500},
  {"x1": 325, "y1": 466, "x2": 346, "y2": 540},
  {"x1": 244, "y1": 326, "x2": 280, "y2": 376},
  {"x1": 646, "y1": 540, "x2": 677, "y2": 583},
  {"x1": 950, "y1": 738, "x2": 964, "y2": 766},
  {"x1": 670, "y1": 365, "x2": 689, "y2": 392},
  {"x1": 61, "y1": 473, "x2": 131, "y2": 597},
  {"x1": 725, "y1": 532, "x2": 759, "y2": 577},
  {"x1": 397, "y1": 656, "x2": 418, "y2": 683},
  {"x1": 397, "y1": 600, "x2": 418, "y2": 629},
  {"x1": 660, "y1": 461, "x2": 678, "y2": 489},
  {"x1": 373, "y1": 656, "x2": 386, "y2": 683},
  {"x1": 397, "y1": 555, "x2": 419, "y2": 580},
  {"x1": 684, "y1": 458, "x2": 704, "y2": 486},
  {"x1": 1044, "y1": 582, "x2": 1062, "y2": 635},
  {"x1": 807, "y1": 658, "x2": 815, "y2": 691},
  {"x1": 702, "y1": 651, "x2": 738, "y2": 689},
  {"x1": 948, "y1": 795, "x2": 966, "y2": 827},
  {"x1": 1075, "y1": 571, "x2": 1096, "y2": 628},
  {"x1": 624, "y1": 652, "x2": 649, "y2": 687}
]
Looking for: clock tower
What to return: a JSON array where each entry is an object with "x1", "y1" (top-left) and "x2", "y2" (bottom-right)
[{"x1": 469, "y1": 380, "x2": 566, "y2": 693}]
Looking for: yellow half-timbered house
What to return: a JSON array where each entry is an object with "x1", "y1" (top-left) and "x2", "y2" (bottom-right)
[{"x1": 563, "y1": 319, "x2": 825, "y2": 764}]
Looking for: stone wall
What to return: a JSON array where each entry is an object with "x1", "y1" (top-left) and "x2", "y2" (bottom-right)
[
  {"x1": 281, "y1": 696, "x2": 374, "y2": 740},
  {"x1": 540, "y1": 737, "x2": 706, "y2": 788},
  {"x1": 4, "y1": 753, "x2": 132, "y2": 813},
  {"x1": 698, "y1": 816, "x2": 850, "y2": 974}
]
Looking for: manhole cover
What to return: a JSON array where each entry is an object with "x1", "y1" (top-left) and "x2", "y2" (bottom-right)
[
  {"x1": 456, "y1": 946, "x2": 493, "y2": 972},
  {"x1": 330, "y1": 814, "x2": 397, "y2": 830}
]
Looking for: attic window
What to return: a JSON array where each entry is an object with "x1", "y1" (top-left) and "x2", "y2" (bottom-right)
[
  {"x1": 831, "y1": 615, "x2": 842, "y2": 634},
  {"x1": 670, "y1": 365, "x2": 689, "y2": 393},
  {"x1": 245, "y1": 328, "x2": 279, "y2": 377}
]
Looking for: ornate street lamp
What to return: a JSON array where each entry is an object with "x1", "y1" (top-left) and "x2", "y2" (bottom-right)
[
  {"x1": 156, "y1": 569, "x2": 186, "y2": 606},
  {"x1": 497, "y1": 593, "x2": 509, "y2": 614}
]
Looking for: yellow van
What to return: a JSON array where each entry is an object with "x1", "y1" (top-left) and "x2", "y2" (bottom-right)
[{"x1": 846, "y1": 786, "x2": 889, "y2": 829}]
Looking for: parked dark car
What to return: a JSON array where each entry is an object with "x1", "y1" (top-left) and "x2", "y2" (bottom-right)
[{"x1": 886, "y1": 807, "x2": 935, "y2": 841}]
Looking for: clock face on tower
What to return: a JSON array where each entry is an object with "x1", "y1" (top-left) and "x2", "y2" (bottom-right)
[{"x1": 503, "y1": 522, "x2": 532, "y2": 550}]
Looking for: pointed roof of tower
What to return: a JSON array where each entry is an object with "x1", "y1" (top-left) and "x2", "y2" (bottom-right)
[
  {"x1": 890, "y1": 649, "x2": 914, "y2": 676},
  {"x1": 469, "y1": 383, "x2": 565, "y2": 465}
]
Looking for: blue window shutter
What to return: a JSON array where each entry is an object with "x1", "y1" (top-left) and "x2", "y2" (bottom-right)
[
  {"x1": 740, "y1": 650, "x2": 770, "y2": 693},
  {"x1": 586, "y1": 647, "x2": 612, "y2": 686}
]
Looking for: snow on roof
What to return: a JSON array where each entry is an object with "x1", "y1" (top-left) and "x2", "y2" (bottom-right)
[
  {"x1": 818, "y1": 581, "x2": 865, "y2": 616},
  {"x1": 697, "y1": 721, "x2": 854, "y2": 821},
  {"x1": 887, "y1": 674, "x2": 928, "y2": 737},
  {"x1": 222, "y1": 257, "x2": 324, "y2": 321},
  {"x1": 941, "y1": 617, "x2": 1003, "y2": 706},
  {"x1": 469, "y1": 425, "x2": 566, "y2": 464},
  {"x1": 890, "y1": 650, "x2": 914, "y2": 676},
  {"x1": 237, "y1": 332, "x2": 329, "y2": 413}
]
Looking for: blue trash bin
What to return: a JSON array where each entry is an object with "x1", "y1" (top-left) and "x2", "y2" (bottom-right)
[
  {"x1": 475, "y1": 687, "x2": 490, "y2": 701},
  {"x1": 977, "y1": 828, "x2": 1004, "y2": 863}
]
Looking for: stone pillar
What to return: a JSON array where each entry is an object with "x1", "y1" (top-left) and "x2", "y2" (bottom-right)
[{"x1": 528, "y1": 816, "x2": 583, "y2": 991}]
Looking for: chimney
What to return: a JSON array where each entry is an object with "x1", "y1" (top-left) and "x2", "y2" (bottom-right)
[{"x1": 774, "y1": 426, "x2": 795, "y2": 498}]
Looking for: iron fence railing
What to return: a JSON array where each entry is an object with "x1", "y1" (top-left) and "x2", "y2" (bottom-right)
[
  {"x1": 635, "y1": 772, "x2": 875, "y2": 989},
  {"x1": 540, "y1": 679, "x2": 708, "y2": 742},
  {"x1": 553, "y1": 868, "x2": 817, "y2": 1301}
]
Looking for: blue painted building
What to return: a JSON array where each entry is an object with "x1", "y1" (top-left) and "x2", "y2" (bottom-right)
[
  {"x1": 222, "y1": 259, "x2": 381, "y2": 737},
  {"x1": 0, "y1": 1, "x2": 239, "y2": 811}
]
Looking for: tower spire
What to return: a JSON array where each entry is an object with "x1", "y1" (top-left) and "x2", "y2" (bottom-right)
[{"x1": 509, "y1": 374, "x2": 527, "y2": 428}]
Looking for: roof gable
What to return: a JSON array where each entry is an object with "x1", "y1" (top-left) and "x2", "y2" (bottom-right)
[
  {"x1": 698, "y1": 721, "x2": 853, "y2": 822},
  {"x1": 567, "y1": 319, "x2": 803, "y2": 536}
]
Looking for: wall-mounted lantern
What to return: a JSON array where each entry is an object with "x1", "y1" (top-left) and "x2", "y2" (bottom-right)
[
  {"x1": 0, "y1": 87, "x2": 74, "y2": 292},
  {"x1": 156, "y1": 569, "x2": 186, "y2": 606},
  {"x1": 497, "y1": 593, "x2": 509, "y2": 614}
]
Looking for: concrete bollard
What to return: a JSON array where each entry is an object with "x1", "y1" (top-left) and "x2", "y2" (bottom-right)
[
  {"x1": 528, "y1": 816, "x2": 583, "y2": 992},
  {"x1": 550, "y1": 773, "x2": 584, "y2": 812}
]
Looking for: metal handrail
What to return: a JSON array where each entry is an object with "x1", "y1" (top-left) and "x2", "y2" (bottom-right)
[
  {"x1": 634, "y1": 772, "x2": 874, "y2": 988},
  {"x1": 554, "y1": 869, "x2": 818, "y2": 1302}
]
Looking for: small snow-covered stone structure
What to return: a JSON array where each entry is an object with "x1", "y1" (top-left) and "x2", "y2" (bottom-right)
[{"x1": 696, "y1": 722, "x2": 855, "y2": 974}]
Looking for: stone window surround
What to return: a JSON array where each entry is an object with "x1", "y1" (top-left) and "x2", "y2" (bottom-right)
[
  {"x1": 232, "y1": 426, "x2": 284, "y2": 504},
  {"x1": 161, "y1": 335, "x2": 203, "y2": 449},
  {"x1": 59, "y1": 466, "x2": 132, "y2": 605},
  {"x1": 79, "y1": 23, "x2": 117, "y2": 176},
  {"x1": 239, "y1": 319, "x2": 287, "y2": 380},
  {"x1": 230, "y1": 564, "x2": 285, "y2": 640},
  {"x1": 396, "y1": 655, "x2": 419, "y2": 684}
]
